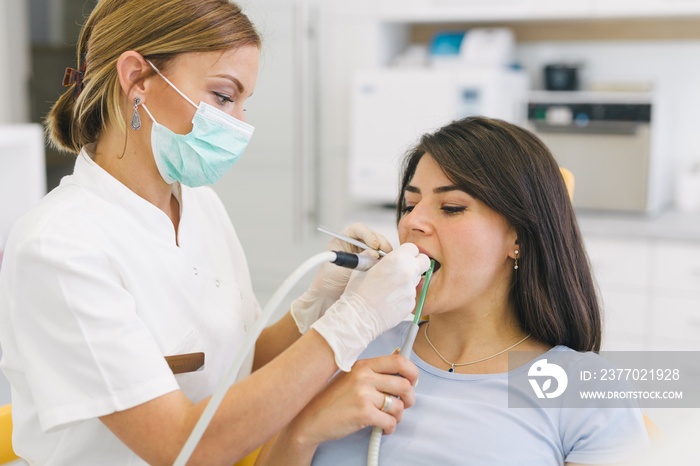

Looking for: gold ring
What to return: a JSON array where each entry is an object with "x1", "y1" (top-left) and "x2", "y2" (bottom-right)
[{"x1": 380, "y1": 394, "x2": 392, "y2": 412}]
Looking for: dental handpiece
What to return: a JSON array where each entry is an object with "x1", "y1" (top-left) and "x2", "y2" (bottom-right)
[
  {"x1": 331, "y1": 251, "x2": 379, "y2": 271},
  {"x1": 318, "y1": 225, "x2": 388, "y2": 257}
]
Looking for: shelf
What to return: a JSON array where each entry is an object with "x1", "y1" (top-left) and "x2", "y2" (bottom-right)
[
  {"x1": 369, "y1": 0, "x2": 590, "y2": 23},
  {"x1": 369, "y1": 0, "x2": 700, "y2": 23},
  {"x1": 408, "y1": 17, "x2": 700, "y2": 44}
]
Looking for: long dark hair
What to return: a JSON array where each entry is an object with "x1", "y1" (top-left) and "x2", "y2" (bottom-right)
[{"x1": 397, "y1": 116, "x2": 601, "y2": 352}]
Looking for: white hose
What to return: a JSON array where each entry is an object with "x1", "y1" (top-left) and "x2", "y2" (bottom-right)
[
  {"x1": 366, "y1": 323, "x2": 420, "y2": 466},
  {"x1": 367, "y1": 426, "x2": 383, "y2": 466},
  {"x1": 173, "y1": 251, "x2": 337, "y2": 466}
]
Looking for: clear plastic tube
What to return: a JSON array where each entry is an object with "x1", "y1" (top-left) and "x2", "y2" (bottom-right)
[{"x1": 367, "y1": 259, "x2": 435, "y2": 466}]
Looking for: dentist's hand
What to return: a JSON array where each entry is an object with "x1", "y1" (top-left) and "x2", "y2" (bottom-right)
[
  {"x1": 311, "y1": 243, "x2": 430, "y2": 371},
  {"x1": 291, "y1": 223, "x2": 393, "y2": 334}
]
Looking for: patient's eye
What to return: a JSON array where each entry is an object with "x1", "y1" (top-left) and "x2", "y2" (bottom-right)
[{"x1": 442, "y1": 205, "x2": 466, "y2": 215}]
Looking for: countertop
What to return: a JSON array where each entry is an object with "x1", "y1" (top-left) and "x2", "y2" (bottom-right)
[{"x1": 576, "y1": 209, "x2": 700, "y2": 242}]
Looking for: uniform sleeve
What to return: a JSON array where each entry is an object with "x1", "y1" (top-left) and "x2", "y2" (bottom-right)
[
  {"x1": 8, "y1": 230, "x2": 179, "y2": 433},
  {"x1": 561, "y1": 357, "x2": 651, "y2": 464}
]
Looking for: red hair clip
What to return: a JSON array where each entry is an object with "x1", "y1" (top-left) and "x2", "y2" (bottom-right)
[
  {"x1": 62, "y1": 67, "x2": 81, "y2": 87},
  {"x1": 62, "y1": 53, "x2": 87, "y2": 100}
]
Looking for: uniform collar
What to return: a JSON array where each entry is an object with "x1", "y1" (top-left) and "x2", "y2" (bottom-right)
[{"x1": 72, "y1": 145, "x2": 183, "y2": 244}]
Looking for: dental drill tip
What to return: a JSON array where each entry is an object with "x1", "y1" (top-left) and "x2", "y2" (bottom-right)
[{"x1": 318, "y1": 225, "x2": 388, "y2": 257}]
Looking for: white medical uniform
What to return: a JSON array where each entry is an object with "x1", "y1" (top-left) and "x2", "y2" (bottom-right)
[{"x1": 0, "y1": 147, "x2": 261, "y2": 464}]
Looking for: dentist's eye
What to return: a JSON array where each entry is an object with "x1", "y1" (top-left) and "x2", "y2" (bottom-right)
[{"x1": 213, "y1": 92, "x2": 234, "y2": 105}]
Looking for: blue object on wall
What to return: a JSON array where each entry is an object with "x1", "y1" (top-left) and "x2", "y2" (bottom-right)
[{"x1": 429, "y1": 31, "x2": 466, "y2": 56}]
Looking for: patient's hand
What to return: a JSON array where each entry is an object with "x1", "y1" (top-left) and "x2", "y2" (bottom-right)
[
  {"x1": 256, "y1": 353, "x2": 418, "y2": 465},
  {"x1": 299, "y1": 353, "x2": 417, "y2": 440}
]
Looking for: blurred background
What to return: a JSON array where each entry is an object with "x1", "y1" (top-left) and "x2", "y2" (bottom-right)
[{"x1": 1, "y1": 0, "x2": 700, "y2": 439}]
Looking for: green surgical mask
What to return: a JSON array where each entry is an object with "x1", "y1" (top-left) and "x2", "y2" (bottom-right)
[{"x1": 141, "y1": 61, "x2": 254, "y2": 187}]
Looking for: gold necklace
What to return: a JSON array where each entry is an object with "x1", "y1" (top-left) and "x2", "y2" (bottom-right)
[{"x1": 423, "y1": 322, "x2": 531, "y2": 373}]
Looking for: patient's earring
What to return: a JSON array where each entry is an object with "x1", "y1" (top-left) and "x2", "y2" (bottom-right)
[
  {"x1": 514, "y1": 250, "x2": 519, "y2": 270},
  {"x1": 130, "y1": 97, "x2": 141, "y2": 131}
]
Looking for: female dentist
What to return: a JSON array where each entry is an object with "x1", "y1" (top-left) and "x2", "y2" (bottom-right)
[{"x1": 0, "y1": 1, "x2": 428, "y2": 465}]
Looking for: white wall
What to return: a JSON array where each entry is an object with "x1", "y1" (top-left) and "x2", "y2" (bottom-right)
[
  {"x1": 0, "y1": 0, "x2": 32, "y2": 407},
  {"x1": 213, "y1": 0, "x2": 331, "y2": 313},
  {"x1": 0, "y1": 0, "x2": 31, "y2": 124}
]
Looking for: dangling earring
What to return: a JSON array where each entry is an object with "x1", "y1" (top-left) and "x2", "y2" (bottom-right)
[
  {"x1": 514, "y1": 249, "x2": 519, "y2": 270},
  {"x1": 130, "y1": 97, "x2": 142, "y2": 131}
]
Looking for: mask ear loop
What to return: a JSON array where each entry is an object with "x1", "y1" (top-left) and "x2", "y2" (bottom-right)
[
  {"x1": 140, "y1": 103, "x2": 157, "y2": 124},
  {"x1": 146, "y1": 59, "x2": 199, "y2": 110}
]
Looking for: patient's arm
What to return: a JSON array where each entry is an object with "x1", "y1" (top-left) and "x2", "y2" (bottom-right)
[{"x1": 255, "y1": 354, "x2": 418, "y2": 466}]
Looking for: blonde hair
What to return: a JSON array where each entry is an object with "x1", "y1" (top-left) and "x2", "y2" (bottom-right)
[{"x1": 46, "y1": 0, "x2": 261, "y2": 154}]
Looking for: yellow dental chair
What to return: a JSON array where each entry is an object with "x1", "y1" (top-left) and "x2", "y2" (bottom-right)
[
  {"x1": 560, "y1": 167, "x2": 575, "y2": 202},
  {"x1": 0, "y1": 405, "x2": 19, "y2": 464},
  {"x1": 0, "y1": 402, "x2": 261, "y2": 465}
]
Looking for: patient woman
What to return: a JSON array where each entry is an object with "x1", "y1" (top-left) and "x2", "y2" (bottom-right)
[{"x1": 257, "y1": 117, "x2": 650, "y2": 465}]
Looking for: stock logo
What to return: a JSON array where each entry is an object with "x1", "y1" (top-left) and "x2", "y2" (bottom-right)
[{"x1": 528, "y1": 359, "x2": 568, "y2": 399}]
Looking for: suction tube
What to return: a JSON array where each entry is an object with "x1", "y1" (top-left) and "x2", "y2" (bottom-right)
[
  {"x1": 367, "y1": 259, "x2": 435, "y2": 466},
  {"x1": 173, "y1": 251, "x2": 378, "y2": 466}
]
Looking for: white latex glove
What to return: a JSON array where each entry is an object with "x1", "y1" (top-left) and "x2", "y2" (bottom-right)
[
  {"x1": 311, "y1": 243, "x2": 430, "y2": 371},
  {"x1": 291, "y1": 223, "x2": 393, "y2": 334}
]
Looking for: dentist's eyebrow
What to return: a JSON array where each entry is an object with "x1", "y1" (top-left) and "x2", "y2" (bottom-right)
[{"x1": 212, "y1": 73, "x2": 253, "y2": 97}]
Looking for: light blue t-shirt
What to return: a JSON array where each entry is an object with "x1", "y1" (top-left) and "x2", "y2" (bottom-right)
[{"x1": 312, "y1": 322, "x2": 649, "y2": 465}]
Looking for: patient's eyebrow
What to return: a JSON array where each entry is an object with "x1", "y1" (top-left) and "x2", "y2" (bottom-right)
[
  {"x1": 434, "y1": 186, "x2": 460, "y2": 193},
  {"x1": 405, "y1": 185, "x2": 460, "y2": 194}
]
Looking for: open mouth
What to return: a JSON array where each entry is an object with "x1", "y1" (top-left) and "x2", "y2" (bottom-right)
[
  {"x1": 427, "y1": 257, "x2": 442, "y2": 274},
  {"x1": 415, "y1": 246, "x2": 441, "y2": 275}
]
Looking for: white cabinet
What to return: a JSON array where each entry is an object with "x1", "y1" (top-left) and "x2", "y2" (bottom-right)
[
  {"x1": 585, "y1": 237, "x2": 650, "y2": 350},
  {"x1": 375, "y1": 0, "x2": 536, "y2": 22},
  {"x1": 650, "y1": 241, "x2": 700, "y2": 350},
  {"x1": 585, "y1": 237, "x2": 650, "y2": 289},
  {"x1": 598, "y1": 287, "x2": 648, "y2": 351},
  {"x1": 372, "y1": 0, "x2": 591, "y2": 21},
  {"x1": 585, "y1": 235, "x2": 700, "y2": 351},
  {"x1": 593, "y1": 0, "x2": 700, "y2": 18},
  {"x1": 341, "y1": 0, "x2": 700, "y2": 22},
  {"x1": 650, "y1": 296, "x2": 700, "y2": 350},
  {"x1": 652, "y1": 242, "x2": 700, "y2": 293}
]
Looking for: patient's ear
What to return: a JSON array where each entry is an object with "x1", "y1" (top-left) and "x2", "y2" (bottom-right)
[{"x1": 508, "y1": 240, "x2": 519, "y2": 259}]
